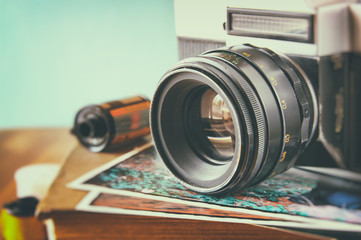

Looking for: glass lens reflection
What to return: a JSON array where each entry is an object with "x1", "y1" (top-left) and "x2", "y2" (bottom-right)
[{"x1": 200, "y1": 89, "x2": 235, "y2": 160}]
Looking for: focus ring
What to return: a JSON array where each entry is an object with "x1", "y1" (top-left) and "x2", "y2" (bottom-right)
[
  {"x1": 246, "y1": 44, "x2": 311, "y2": 149},
  {"x1": 206, "y1": 45, "x2": 304, "y2": 181}
]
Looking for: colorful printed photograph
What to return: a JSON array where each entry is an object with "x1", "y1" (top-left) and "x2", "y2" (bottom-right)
[{"x1": 69, "y1": 143, "x2": 361, "y2": 230}]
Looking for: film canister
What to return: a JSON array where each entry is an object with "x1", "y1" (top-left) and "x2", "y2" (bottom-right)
[{"x1": 72, "y1": 96, "x2": 150, "y2": 152}]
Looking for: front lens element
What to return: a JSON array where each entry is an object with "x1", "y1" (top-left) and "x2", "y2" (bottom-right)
[{"x1": 187, "y1": 88, "x2": 235, "y2": 163}]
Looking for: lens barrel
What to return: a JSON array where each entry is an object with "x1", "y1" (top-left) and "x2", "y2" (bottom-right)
[{"x1": 151, "y1": 44, "x2": 317, "y2": 195}]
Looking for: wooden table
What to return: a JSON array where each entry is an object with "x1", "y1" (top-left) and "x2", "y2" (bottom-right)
[{"x1": 0, "y1": 128, "x2": 77, "y2": 239}]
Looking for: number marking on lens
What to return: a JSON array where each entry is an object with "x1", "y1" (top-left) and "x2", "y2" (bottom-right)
[
  {"x1": 242, "y1": 52, "x2": 251, "y2": 57},
  {"x1": 285, "y1": 134, "x2": 290, "y2": 143},
  {"x1": 281, "y1": 100, "x2": 287, "y2": 109},
  {"x1": 232, "y1": 57, "x2": 241, "y2": 65},
  {"x1": 271, "y1": 77, "x2": 277, "y2": 86},
  {"x1": 280, "y1": 151, "x2": 287, "y2": 163},
  {"x1": 218, "y1": 53, "x2": 242, "y2": 65}
]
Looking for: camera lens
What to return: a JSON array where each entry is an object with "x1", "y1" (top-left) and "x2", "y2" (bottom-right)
[{"x1": 151, "y1": 44, "x2": 317, "y2": 194}]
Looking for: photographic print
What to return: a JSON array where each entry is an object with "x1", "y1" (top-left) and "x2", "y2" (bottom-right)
[{"x1": 68, "y1": 143, "x2": 361, "y2": 231}]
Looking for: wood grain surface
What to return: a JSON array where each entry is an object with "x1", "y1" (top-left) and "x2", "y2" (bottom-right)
[
  {"x1": 0, "y1": 128, "x2": 77, "y2": 240},
  {"x1": 0, "y1": 128, "x2": 76, "y2": 206}
]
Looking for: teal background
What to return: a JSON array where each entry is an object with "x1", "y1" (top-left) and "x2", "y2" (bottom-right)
[{"x1": 0, "y1": 0, "x2": 178, "y2": 128}]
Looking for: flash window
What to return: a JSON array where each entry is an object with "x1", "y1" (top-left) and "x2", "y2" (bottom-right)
[{"x1": 227, "y1": 8, "x2": 314, "y2": 43}]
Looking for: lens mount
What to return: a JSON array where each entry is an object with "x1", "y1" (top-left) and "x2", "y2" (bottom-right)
[{"x1": 151, "y1": 44, "x2": 316, "y2": 194}]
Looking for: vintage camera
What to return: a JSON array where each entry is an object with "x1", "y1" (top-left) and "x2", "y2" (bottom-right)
[{"x1": 150, "y1": 0, "x2": 361, "y2": 195}]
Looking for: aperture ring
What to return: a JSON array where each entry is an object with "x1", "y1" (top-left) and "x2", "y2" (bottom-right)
[{"x1": 245, "y1": 44, "x2": 311, "y2": 150}]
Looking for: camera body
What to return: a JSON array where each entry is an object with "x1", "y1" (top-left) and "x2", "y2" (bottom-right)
[{"x1": 174, "y1": 0, "x2": 361, "y2": 173}]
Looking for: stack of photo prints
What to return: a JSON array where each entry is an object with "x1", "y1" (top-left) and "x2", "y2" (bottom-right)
[{"x1": 68, "y1": 142, "x2": 361, "y2": 233}]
